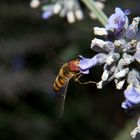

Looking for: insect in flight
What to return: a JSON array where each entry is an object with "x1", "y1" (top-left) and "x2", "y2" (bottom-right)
[
  {"x1": 53, "y1": 59, "x2": 80, "y2": 92},
  {"x1": 53, "y1": 59, "x2": 81, "y2": 117},
  {"x1": 45, "y1": 45, "x2": 97, "y2": 118},
  {"x1": 53, "y1": 58, "x2": 97, "y2": 118}
]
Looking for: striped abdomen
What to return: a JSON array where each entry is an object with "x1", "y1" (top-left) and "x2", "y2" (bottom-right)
[
  {"x1": 53, "y1": 63, "x2": 69, "y2": 92},
  {"x1": 53, "y1": 75, "x2": 67, "y2": 92}
]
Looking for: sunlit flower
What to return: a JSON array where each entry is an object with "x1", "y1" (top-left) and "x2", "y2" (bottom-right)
[
  {"x1": 79, "y1": 8, "x2": 140, "y2": 93},
  {"x1": 105, "y1": 7, "x2": 130, "y2": 32},
  {"x1": 78, "y1": 9, "x2": 140, "y2": 138}
]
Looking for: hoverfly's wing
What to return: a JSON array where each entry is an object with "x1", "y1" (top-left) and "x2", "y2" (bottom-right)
[
  {"x1": 45, "y1": 47, "x2": 69, "y2": 117},
  {"x1": 45, "y1": 47, "x2": 65, "y2": 93},
  {"x1": 58, "y1": 80, "x2": 69, "y2": 118},
  {"x1": 50, "y1": 80, "x2": 69, "y2": 118},
  {"x1": 45, "y1": 47, "x2": 64, "y2": 69}
]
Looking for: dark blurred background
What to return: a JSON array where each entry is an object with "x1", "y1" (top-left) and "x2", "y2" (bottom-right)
[{"x1": 0, "y1": 0, "x2": 140, "y2": 140}]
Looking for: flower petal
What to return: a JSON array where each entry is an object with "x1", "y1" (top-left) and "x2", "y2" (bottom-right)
[
  {"x1": 78, "y1": 53, "x2": 108, "y2": 74},
  {"x1": 121, "y1": 100, "x2": 134, "y2": 109},
  {"x1": 124, "y1": 9, "x2": 131, "y2": 15},
  {"x1": 134, "y1": 42, "x2": 140, "y2": 63},
  {"x1": 124, "y1": 85, "x2": 140, "y2": 104},
  {"x1": 78, "y1": 55, "x2": 97, "y2": 71},
  {"x1": 105, "y1": 7, "x2": 129, "y2": 33},
  {"x1": 42, "y1": 7, "x2": 53, "y2": 19}
]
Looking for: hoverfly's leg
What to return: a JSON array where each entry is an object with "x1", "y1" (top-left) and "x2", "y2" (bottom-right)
[
  {"x1": 74, "y1": 74, "x2": 97, "y2": 85},
  {"x1": 59, "y1": 80, "x2": 69, "y2": 118},
  {"x1": 74, "y1": 73, "x2": 82, "y2": 82}
]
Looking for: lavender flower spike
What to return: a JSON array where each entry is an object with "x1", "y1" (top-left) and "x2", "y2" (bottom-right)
[{"x1": 105, "y1": 7, "x2": 130, "y2": 32}]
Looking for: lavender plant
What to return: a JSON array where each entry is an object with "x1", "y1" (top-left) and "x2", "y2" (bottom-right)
[
  {"x1": 30, "y1": 0, "x2": 140, "y2": 138},
  {"x1": 78, "y1": 7, "x2": 140, "y2": 139},
  {"x1": 30, "y1": 0, "x2": 107, "y2": 24}
]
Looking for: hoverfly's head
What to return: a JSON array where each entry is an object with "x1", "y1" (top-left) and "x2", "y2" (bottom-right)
[{"x1": 68, "y1": 59, "x2": 79, "y2": 72}]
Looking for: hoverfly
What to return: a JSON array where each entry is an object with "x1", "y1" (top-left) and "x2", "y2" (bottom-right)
[
  {"x1": 46, "y1": 47, "x2": 96, "y2": 118},
  {"x1": 52, "y1": 58, "x2": 97, "y2": 117},
  {"x1": 53, "y1": 59, "x2": 80, "y2": 92},
  {"x1": 53, "y1": 59, "x2": 80, "y2": 117}
]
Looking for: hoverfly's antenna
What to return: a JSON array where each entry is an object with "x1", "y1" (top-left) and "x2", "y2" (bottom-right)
[
  {"x1": 46, "y1": 47, "x2": 65, "y2": 64},
  {"x1": 59, "y1": 80, "x2": 69, "y2": 118},
  {"x1": 75, "y1": 74, "x2": 97, "y2": 85}
]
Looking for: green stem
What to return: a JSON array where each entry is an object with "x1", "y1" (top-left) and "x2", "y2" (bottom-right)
[{"x1": 81, "y1": 0, "x2": 108, "y2": 26}]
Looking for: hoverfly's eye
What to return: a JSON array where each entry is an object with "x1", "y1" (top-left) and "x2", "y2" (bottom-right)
[{"x1": 68, "y1": 60, "x2": 79, "y2": 72}]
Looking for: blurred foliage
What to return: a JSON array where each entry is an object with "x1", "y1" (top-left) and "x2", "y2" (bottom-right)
[
  {"x1": 0, "y1": 0, "x2": 140, "y2": 140},
  {"x1": 113, "y1": 119, "x2": 136, "y2": 140}
]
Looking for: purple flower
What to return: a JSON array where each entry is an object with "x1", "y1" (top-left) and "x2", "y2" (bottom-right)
[
  {"x1": 42, "y1": 8, "x2": 53, "y2": 19},
  {"x1": 121, "y1": 100, "x2": 135, "y2": 109},
  {"x1": 105, "y1": 7, "x2": 130, "y2": 32},
  {"x1": 79, "y1": 53, "x2": 107, "y2": 74},
  {"x1": 78, "y1": 55, "x2": 97, "y2": 74},
  {"x1": 121, "y1": 84, "x2": 140, "y2": 109}
]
